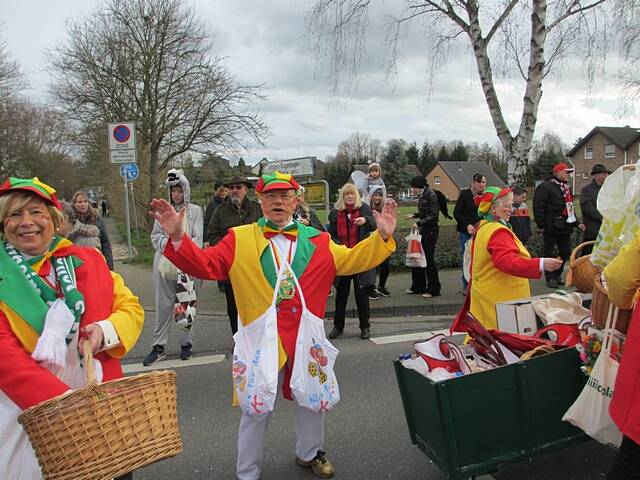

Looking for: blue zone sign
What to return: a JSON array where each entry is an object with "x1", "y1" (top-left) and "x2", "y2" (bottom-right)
[{"x1": 119, "y1": 163, "x2": 139, "y2": 181}]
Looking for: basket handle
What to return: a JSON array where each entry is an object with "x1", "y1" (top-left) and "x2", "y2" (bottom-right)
[
  {"x1": 81, "y1": 340, "x2": 97, "y2": 384},
  {"x1": 570, "y1": 240, "x2": 596, "y2": 264}
]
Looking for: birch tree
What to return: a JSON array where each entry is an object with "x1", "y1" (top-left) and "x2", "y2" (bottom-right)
[
  {"x1": 50, "y1": 0, "x2": 268, "y2": 207},
  {"x1": 307, "y1": 0, "x2": 609, "y2": 183}
]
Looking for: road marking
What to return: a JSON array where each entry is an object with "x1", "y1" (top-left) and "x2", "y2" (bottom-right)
[
  {"x1": 370, "y1": 328, "x2": 462, "y2": 345},
  {"x1": 122, "y1": 354, "x2": 226, "y2": 374}
]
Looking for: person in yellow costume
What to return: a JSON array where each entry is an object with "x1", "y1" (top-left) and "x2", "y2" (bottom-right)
[{"x1": 452, "y1": 186, "x2": 562, "y2": 332}]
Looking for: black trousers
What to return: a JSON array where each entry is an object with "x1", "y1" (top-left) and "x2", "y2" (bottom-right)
[
  {"x1": 608, "y1": 435, "x2": 640, "y2": 480},
  {"x1": 410, "y1": 227, "x2": 441, "y2": 295},
  {"x1": 542, "y1": 232, "x2": 572, "y2": 281},
  {"x1": 224, "y1": 283, "x2": 239, "y2": 335},
  {"x1": 333, "y1": 275, "x2": 370, "y2": 330},
  {"x1": 378, "y1": 257, "x2": 390, "y2": 288}
]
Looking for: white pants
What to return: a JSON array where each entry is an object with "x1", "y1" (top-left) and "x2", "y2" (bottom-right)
[{"x1": 236, "y1": 372, "x2": 324, "y2": 480}]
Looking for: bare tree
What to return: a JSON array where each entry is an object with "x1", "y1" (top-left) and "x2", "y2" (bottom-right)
[
  {"x1": 49, "y1": 0, "x2": 268, "y2": 208},
  {"x1": 614, "y1": 1, "x2": 640, "y2": 111},
  {"x1": 307, "y1": 0, "x2": 609, "y2": 183},
  {"x1": 337, "y1": 131, "x2": 385, "y2": 164},
  {"x1": 0, "y1": 32, "x2": 24, "y2": 104}
]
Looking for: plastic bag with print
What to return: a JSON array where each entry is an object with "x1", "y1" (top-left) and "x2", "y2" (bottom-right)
[{"x1": 290, "y1": 308, "x2": 341, "y2": 414}]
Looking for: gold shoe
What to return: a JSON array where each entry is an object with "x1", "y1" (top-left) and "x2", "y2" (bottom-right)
[{"x1": 296, "y1": 450, "x2": 335, "y2": 478}]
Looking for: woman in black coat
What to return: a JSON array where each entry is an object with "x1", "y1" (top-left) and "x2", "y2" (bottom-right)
[{"x1": 327, "y1": 183, "x2": 377, "y2": 340}]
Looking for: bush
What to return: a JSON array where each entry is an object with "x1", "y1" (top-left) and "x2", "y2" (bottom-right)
[{"x1": 389, "y1": 224, "x2": 582, "y2": 271}]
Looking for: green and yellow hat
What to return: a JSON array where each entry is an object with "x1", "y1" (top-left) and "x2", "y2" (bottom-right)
[
  {"x1": 475, "y1": 186, "x2": 511, "y2": 217},
  {"x1": 256, "y1": 171, "x2": 300, "y2": 193},
  {"x1": 0, "y1": 177, "x2": 63, "y2": 210}
]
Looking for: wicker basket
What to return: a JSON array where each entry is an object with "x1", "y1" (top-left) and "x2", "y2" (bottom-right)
[
  {"x1": 591, "y1": 274, "x2": 632, "y2": 334},
  {"x1": 567, "y1": 241, "x2": 600, "y2": 293},
  {"x1": 18, "y1": 343, "x2": 182, "y2": 480}
]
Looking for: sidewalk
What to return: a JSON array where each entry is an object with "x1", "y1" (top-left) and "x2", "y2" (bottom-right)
[{"x1": 105, "y1": 217, "x2": 559, "y2": 318}]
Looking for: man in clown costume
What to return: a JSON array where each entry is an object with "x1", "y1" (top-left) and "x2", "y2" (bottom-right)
[{"x1": 151, "y1": 171, "x2": 398, "y2": 479}]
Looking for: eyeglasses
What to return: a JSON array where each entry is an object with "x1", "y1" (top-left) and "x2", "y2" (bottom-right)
[{"x1": 228, "y1": 185, "x2": 245, "y2": 191}]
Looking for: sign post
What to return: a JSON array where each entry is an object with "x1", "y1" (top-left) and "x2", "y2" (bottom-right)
[{"x1": 110, "y1": 122, "x2": 137, "y2": 260}]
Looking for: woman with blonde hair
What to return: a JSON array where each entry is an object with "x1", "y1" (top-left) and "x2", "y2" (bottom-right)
[
  {"x1": 327, "y1": 183, "x2": 377, "y2": 339},
  {"x1": 0, "y1": 178, "x2": 143, "y2": 479}
]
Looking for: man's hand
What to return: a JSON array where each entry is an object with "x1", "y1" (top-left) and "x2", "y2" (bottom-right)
[
  {"x1": 577, "y1": 223, "x2": 585, "y2": 231},
  {"x1": 373, "y1": 199, "x2": 399, "y2": 240},
  {"x1": 353, "y1": 217, "x2": 366, "y2": 226},
  {"x1": 466, "y1": 224, "x2": 476, "y2": 235},
  {"x1": 299, "y1": 218, "x2": 310, "y2": 226},
  {"x1": 149, "y1": 199, "x2": 186, "y2": 242}
]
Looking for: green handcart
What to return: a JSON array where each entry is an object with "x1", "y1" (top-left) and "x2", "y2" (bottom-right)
[{"x1": 394, "y1": 348, "x2": 588, "y2": 480}]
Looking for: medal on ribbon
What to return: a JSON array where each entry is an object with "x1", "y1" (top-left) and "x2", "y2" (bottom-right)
[{"x1": 278, "y1": 267, "x2": 296, "y2": 303}]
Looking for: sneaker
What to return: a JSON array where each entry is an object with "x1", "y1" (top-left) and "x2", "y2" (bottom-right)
[
  {"x1": 328, "y1": 328, "x2": 343, "y2": 339},
  {"x1": 369, "y1": 290, "x2": 380, "y2": 300},
  {"x1": 143, "y1": 345, "x2": 166, "y2": 366},
  {"x1": 180, "y1": 343, "x2": 193, "y2": 361},
  {"x1": 377, "y1": 286, "x2": 391, "y2": 297},
  {"x1": 360, "y1": 328, "x2": 370, "y2": 340},
  {"x1": 296, "y1": 450, "x2": 335, "y2": 478},
  {"x1": 405, "y1": 288, "x2": 419, "y2": 294},
  {"x1": 422, "y1": 293, "x2": 433, "y2": 298}
]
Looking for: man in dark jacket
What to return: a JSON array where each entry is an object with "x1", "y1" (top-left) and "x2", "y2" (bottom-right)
[
  {"x1": 580, "y1": 164, "x2": 610, "y2": 255},
  {"x1": 453, "y1": 173, "x2": 485, "y2": 292},
  {"x1": 533, "y1": 162, "x2": 585, "y2": 289},
  {"x1": 203, "y1": 184, "x2": 229, "y2": 239},
  {"x1": 407, "y1": 175, "x2": 441, "y2": 297},
  {"x1": 510, "y1": 185, "x2": 531, "y2": 245},
  {"x1": 207, "y1": 175, "x2": 262, "y2": 334}
]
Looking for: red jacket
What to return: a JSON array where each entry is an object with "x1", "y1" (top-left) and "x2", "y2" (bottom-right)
[{"x1": 0, "y1": 246, "x2": 143, "y2": 410}]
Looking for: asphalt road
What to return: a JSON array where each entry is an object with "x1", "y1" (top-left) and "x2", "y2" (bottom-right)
[{"x1": 124, "y1": 314, "x2": 616, "y2": 480}]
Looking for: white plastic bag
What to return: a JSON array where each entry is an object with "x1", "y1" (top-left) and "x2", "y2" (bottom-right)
[
  {"x1": 405, "y1": 227, "x2": 427, "y2": 268},
  {"x1": 562, "y1": 303, "x2": 622, "y2": 447},
  {"x1": 231, "y1": 264, "x2": 283, "y2": 421},
  {"x1": 289, "y1": 264, "x2": 340, "y2": 413},
  {"x1": 591, "y1": 164, "x2": 640, "y2": 268},
  {"x1": 462, "y1": 239, "x2": 472, "y2": 282}
]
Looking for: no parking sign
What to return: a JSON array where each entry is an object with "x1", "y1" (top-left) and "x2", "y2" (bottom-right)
[{"x1": 108, "y1": 122, "x2": 137, "y2": 164}]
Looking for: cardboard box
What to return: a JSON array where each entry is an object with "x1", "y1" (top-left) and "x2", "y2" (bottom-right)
[
  {"x1": 496, "y1": 293, "x2": 593, "y2": 336},
  {"x1": 496, "y1": 299, "x2": 539, "y2": 336}
]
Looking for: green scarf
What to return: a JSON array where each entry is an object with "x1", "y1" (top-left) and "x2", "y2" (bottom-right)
[{"x1": 0, "y1": 237, "x2": 84, "y2": 343}]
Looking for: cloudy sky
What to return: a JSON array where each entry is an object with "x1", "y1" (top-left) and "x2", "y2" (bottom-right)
[{"x1": 3, "y1": 0, "x2": 639, "y2": 165}]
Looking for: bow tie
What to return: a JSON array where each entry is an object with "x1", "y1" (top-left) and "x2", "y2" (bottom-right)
[{"x1": 263, "y1": 221, "x2": 298, "y2": 241}]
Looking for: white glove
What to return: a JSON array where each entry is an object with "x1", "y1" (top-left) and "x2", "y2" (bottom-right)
[{"x1": 31, "y1": 299, "x2": 76, "y2": 369}]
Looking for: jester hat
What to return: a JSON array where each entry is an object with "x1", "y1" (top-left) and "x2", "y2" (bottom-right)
[
  {"x1": 0, "y1": 177, "x2": 63, "y2": 210},
  {"x1": 256, "y1": 171, "x2": 300, "y2": 193},
  {"x1": 475, "y1": 186, "x2": 511, "y2": 218}
]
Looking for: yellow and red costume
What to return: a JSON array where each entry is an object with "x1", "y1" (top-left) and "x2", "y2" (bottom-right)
[
  {"x1": 0, "y1": 243, "x2": 143, "y2": 409},
  {"x1": 469, "y1": 220, "x2": 541, "y2": 330},
  {"x1": 164, "y1": 220, "x2": 395, "y2": 400}
]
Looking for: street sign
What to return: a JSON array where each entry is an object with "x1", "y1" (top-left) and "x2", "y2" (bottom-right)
[
  {"x1": 108, "y1": 122, "x2": 137, "y2": 164},
  {"x1": 261, "y1": 157, "x2": 315, "y2": 176},
  {"x1": 119, "y1": 163, "x2": 139, "y2": 181}
]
